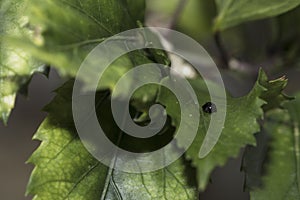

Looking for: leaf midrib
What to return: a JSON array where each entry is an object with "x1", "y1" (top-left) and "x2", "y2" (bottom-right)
[{"x1": 64, "y1": 162, "x2": 100, "y2": 199}]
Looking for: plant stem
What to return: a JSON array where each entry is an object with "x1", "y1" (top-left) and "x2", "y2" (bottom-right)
[
  {"x1": 168, "y1": 0, "x2": 188, "y2": 29},
  {"x1": 100, "y1": 114, "x2": 126, "y2": 200},
  {"x1": 214, "y1": 31, "x2": 229, "y2": 69}
]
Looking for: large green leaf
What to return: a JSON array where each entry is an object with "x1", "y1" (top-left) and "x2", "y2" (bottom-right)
[
  {"x1": 4, "y1": 0, "x2": 171, "y2": 119},
  {"x1": 243, "y1": 94, "x2": 300, "y2": 200},
  {"x1": 242, "y1": 130, "x2": 270, "y2": 191},
  {"x1": 0, "y1": 0, "x2": 47, "y2": 124},
  {"x1": 8, "y1": 0, "x2": 135, "y2": 76},
  {"x1": 27, "y1": 81, "x2": 197, "y2": 200},
  {"x1": 214, "y1": 0, "x2": 300, "y2": 31},
  {"x1": 157, "y1": 70, "x2": 288, "y2": 190},
  {"x1": 5, "y1": 0, "x2": 167, "y2": 108},
  {"x1": 249, "y1": 108, "x2": 300, "y2": 199}
]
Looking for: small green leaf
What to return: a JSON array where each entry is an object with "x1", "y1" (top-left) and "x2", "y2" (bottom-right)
[
  {"x1": 27, "y1": 81, "x2": 197, "y2": 200},
  {"x1": 214, "y1": 0, "x2": 300, "y2": 31},
  {"x1": 258, "y1": 71, "x2": 293, "y2": 111},
  {"x1": 0, "y1": 0, "x2": 46, "y2": 124},
  {"x1": 157, "y1": 70, "x2": 288, "y2": 190}
]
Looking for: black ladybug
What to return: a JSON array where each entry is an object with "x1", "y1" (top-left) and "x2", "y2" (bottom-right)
[{"x1": 202, "y1": 102, "x2": 217, "y2": 113}]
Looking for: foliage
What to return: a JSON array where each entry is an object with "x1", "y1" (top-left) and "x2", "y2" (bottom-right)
[
  {"x1": 214, "y1": 0, "x2": 300, "y2": 31},
  {"x1": 243, "y1": 94, "x2": 300, "y2": 200},
  {"x1": 1, "y1": 0, "x2": 300, "y2": 199},
  {"x1": 26, "y1": 81, "x2": 196, "y2": 200},
  {"x1": 0, "y1": 0, "x2": 47, "y2": 124}
]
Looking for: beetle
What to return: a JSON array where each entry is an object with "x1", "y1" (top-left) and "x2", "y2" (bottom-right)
[{"x1": 202, "y1": 102, "x2": 217, "y2": 113}]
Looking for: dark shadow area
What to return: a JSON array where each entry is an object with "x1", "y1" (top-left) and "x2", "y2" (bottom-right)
[{"x1": 0, "y1": 69, "x2": 63, "y2": 200}]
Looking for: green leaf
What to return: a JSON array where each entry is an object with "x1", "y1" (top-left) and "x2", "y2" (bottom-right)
[
  {"x1": 214, "y1": 0, "x2": 300, "y2": 31},
  {"x1": 248, "y1": 107, "x2": 300, "y2": 200},
  {"x1": 4, "y1": 0, "x2": 170, "y2": 119},
  {"x1": 6, "y1": 0, "x2": 168, "y2": 106},
  {"x1": 7, "y1": 0, "x2": 136, "y2": 79},
  {"x1": 258, "y1": 71, "x2": 293, "y2": 111},
  {"x1": 27, "y1": 81, "x2": 197, "y2": 200},
  {"x1": 0, "y1": 0, "x2": 47, "y2": 124},
  {"x1": 157, "y1": 70, "x2": 288, "y2": 190},
  {"x1": 3, "y1": 0, "x2": 173, "y2": 120},
  {"x1": 242, "y1": 130, "x2": 270, "y2": 191}
]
